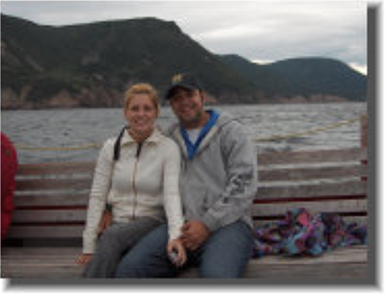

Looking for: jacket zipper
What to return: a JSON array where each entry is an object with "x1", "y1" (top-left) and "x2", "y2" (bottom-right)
[{"x1": 132, "y1": 142, "x2": 143, "y2": 220}]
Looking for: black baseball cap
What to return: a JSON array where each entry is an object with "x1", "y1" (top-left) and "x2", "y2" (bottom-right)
[{"x1": 165, "y1": 73, "x2": 203, "y2": 100}]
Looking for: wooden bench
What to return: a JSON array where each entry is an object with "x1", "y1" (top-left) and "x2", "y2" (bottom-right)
[{"x1": 1, "y1": 147, "x2": 370, "y2": 282}]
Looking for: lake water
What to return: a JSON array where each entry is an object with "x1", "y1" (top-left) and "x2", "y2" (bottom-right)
[{"x1": 1, "y1": 102, "x2": 366, "y2": 164}]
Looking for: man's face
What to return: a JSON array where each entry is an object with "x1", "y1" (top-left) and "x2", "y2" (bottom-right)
[{"x1": 169, "y1": 87, "x2": 206, "y2": 129}]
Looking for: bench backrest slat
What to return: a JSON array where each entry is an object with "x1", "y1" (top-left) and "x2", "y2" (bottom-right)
[
  {"x1": 260, "y1": 164, "x2": 363, "y2": 182},
  {"x1": 257, "y1": 180, "x2": 366, "y2": 200},
  {"x1": 5, "y1": 147, "x2": 368, "y2": 242},
  {"x1": 13, "y1": 194, "x2": 89, "y2": 207},
  {"x1": 6, "y1": 226, "x2": 84, "y2": 239},
  {"x1": 257, "y1": 147, "x2": 361, "y2": 165},
  {"x1": 16, "y1": 178, "x2": 92, "y2": 191},
  {"x1": 16, "y1": 162, "x2": 95, "y2": 175},
  {"x1": 253, "y1": 199, "x2": 367, "y2": 217},
  {"x1": 12, "y1": 209, "x2": 86, "y2": 223}
]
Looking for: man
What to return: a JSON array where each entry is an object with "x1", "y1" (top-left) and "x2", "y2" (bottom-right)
[{"x1": 115, "y1": 73, "x2": 258, "y2": 278}]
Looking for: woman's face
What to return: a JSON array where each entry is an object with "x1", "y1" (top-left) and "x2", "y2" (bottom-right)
[{"x1": 124, "y1": 93, "x2": 158, "y2": 135}]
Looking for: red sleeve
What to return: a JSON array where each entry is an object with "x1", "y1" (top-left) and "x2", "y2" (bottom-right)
[{"x1": 1, "y1": 132, "x2": 18, "y2": 240}]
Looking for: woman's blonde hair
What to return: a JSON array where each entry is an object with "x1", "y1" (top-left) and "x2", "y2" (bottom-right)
[{"x1": 124, "y1": 83, "x2": 160, "y2": 114}]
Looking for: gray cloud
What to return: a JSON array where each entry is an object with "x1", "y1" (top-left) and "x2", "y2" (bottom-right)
[{"x1": 0, "y1": 1, "x2": 367, "y2": 73}]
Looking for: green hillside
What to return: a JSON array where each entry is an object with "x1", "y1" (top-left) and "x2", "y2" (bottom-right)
[
  {"x1": 1, "y1": 14, "x2": 367, "y2": 109},
  {"x1": 220, "y1": 55, "x2": 367, "y2": 101},
  {"x1": 267, "y1": 58, "x2": 367, "y2": 101},
  {"x1": 1, "y1": 14, "x2": 256, "y2": 108}
]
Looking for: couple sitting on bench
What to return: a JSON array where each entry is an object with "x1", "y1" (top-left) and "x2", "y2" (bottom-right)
[{"x1": 77, "y1": 73, "x2": 257, "y2": 278}]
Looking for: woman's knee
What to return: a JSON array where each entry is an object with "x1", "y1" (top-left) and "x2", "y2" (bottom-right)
[
  {"x1": 95, "y1": 225, "x2": 124, "y2": 253},
  {"x1": 115, "y1": 224, "x2": 170, "y2": 278}
]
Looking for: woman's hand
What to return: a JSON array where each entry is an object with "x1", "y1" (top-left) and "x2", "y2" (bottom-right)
[
  {"x1": 167, "y1": 239, "x2": 187, "y2": 267},
  {"x1": 77, "y1": 253, "x2": 93, "y2": 265},
  {"x1": 98, "y1": 209, "x2": 112, "y2": 234}
]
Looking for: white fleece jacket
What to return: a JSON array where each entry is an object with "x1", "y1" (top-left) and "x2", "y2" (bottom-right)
[{"x1": 82, "y1": 128, "x2": 184, "y2": 254}]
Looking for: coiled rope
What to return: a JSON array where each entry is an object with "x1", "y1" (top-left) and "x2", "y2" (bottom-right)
[{"x1": 14, "y1": 116, "x2": 359, "y2": 151}]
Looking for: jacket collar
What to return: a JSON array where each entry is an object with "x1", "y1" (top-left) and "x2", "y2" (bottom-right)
[
  {"x1": 172, "y1": 120, "x2": 219, "y2": 159},
  {"x1": 120, "y1": 128, "x2": 162, "y2": 146}
]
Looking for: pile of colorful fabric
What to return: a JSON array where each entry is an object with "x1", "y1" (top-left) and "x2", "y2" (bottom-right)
[{"x1": 252, "y1": 208, "x2": 367, "y2": 258}]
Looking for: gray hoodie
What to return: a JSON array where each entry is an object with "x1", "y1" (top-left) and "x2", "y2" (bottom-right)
[{"x1": 167, "y1": 111, "x2": 258, "y2": 232}]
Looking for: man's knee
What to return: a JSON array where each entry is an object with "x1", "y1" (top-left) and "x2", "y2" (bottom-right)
[
  {"x1": 198, "y1": 221, "x2": 253, "y2": 278},
  {"x1": 199, "y1": 265, "x2": 243, "y2": 278},
  {"x1": 198, "y1": 249, "x2": 249, "y2": 278}
]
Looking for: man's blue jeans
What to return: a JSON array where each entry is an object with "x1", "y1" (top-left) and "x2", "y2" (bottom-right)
[{"x1": 115, "y1": 220, "x2": 254, "y2": 278}]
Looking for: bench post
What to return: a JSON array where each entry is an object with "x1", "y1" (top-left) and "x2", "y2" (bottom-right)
[{"x1": 360, "y1": 112, "x2": 368, "y2": 182}]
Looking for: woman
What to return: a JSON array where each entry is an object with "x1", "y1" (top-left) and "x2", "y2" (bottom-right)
[{"x1": 77, "y1": 83, "x2": 186, "y2": 277}]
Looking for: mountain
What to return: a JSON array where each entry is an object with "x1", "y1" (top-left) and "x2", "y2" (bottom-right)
[
  {"x1": 219, "y1": 55, "x2": 367, "y2": 102},
  {"x1": 1, "y1": 14, "x2": 257, "y2": 109},
  {"x1": 1, "y1": 14, "x2": 366, "y2": 109}
]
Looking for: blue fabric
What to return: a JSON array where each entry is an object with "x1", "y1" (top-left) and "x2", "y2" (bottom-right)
[
  {"x1": 180, "y1": 110, "x2": 219, "y2": 160},
  {"x1": 115, "y1": 220, "x2": 254, "y2": 278}
]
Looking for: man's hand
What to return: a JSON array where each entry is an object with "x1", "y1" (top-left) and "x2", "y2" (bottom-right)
[
  {"x1": 180, "y1": 220, "x2": 210, "y2": 251},
  {"x1": 98, "y1": 209, "x2": 112, "y2": 234}
]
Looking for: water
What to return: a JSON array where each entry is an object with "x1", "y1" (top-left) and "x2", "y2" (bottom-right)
[{"x1": 1, "y1": 103, "x2": 366, "y2": 164}]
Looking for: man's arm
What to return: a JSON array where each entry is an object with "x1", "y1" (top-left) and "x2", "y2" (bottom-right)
[{"x1": 201, "y1": 122, "x2": 257, "y2": 232}]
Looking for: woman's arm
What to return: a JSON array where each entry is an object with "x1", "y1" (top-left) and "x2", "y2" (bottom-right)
[
  {"x1": 82, "y1": 139, "x2": 114, "y2": 254},
  {"x1": 162, "y1": 140, "x2": 186, "y2": 265},
  {"x1": 162, "y1": 140, "x2": 185, "y2": 240}
]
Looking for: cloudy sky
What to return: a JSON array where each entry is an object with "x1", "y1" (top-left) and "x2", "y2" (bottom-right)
[{"x1": 0, "y1": 0, "x2": 368, "y2": 74}]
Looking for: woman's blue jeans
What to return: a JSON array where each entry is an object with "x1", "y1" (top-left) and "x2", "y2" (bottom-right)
[{"x1": 115, "y1": 220, "x2": 254, "y2": 278}]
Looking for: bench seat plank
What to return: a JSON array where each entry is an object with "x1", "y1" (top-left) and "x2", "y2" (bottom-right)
[{"x1": 1, "y1": 246, "x2": 368, "y2": 280}]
